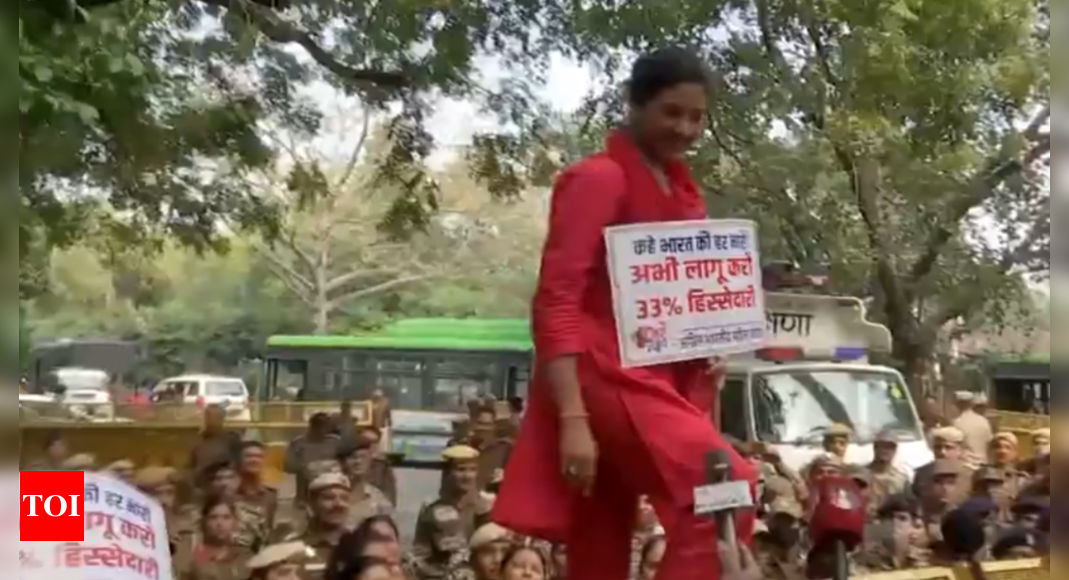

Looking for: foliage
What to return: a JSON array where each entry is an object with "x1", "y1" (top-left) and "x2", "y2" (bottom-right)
[
  {"x1": 16, "y1": 0, "x2": 587, "y2": 279},
  {"x1": 512, "y1": 0, "x2": 1050, "y2": 392}
]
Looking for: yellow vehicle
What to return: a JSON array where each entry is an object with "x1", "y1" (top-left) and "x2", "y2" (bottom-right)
[{"x1": 19, "y1": 401, "x2": 374, "y2": 483}]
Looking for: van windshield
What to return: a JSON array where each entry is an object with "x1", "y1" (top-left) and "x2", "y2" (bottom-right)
[{"x1": 751, "y1": 369, "x2": 921, "y2": 445}]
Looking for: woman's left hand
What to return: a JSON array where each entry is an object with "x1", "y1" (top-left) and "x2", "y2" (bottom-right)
[{"x1": 706, "y1": 356, "x2": 728, "y2": 376}]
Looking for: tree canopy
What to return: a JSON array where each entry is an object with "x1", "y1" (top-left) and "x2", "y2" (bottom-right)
[{"x1": 18, "y1": 0, "x2": 1049, "y2": 392}]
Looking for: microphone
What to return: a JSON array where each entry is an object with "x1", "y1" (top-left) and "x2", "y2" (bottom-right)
[
  {"x1": 693, "y1": 450, "x2": 753, "y2": 551},
  {"x1": 808, "y1": 475, "x2": 866, "y2": 580}
]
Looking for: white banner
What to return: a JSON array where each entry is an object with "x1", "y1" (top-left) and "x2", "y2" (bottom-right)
[
  {"x1": 20, "y1": 472, "x2": 172, "y2": 580},
  {"x1": 605, "y1": 219, "x2": 767, "y2": 367}
]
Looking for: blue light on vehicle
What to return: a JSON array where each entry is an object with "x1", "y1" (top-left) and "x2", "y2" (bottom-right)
[{"x1": 833, "y1": 347, "x2": 867, "y2": 360}]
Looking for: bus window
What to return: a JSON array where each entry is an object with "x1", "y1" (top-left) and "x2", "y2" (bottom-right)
[
  {"x1": 273, "y1": 360, "x2": 307, "y2": 400},
  {"x1": 719, "y1": 377, "x2": 748, "y2": 442}
]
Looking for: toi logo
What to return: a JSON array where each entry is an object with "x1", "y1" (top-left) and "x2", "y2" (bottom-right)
[{"x1": 20, "y1": 471, "x2": 85, "y2": 541}]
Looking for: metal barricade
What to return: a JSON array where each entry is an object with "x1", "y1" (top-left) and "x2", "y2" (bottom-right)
[
  {"x1": 852, "y1": 559, "x2": 1047, "y2": 580},
  {"x1": 19, "y1": 401, "x2": 375, "y2": 484}
]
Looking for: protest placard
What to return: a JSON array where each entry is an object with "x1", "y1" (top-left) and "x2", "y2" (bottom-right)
[
  {"x1": 605, "y1": 219, "x2": 766, "y2": 367},
  {"x1": 20, "y1": 472, "x2": 172, "y2": 580}
]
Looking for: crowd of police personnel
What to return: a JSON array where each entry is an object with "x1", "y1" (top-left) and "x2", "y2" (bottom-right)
[{"x1": 23, "y1": 391, "x2": 1054, "y2": 580}]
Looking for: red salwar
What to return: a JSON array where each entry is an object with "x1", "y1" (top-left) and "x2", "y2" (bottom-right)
[{"x1": 493, "y1": 131, "x2": 756, "y2": 580}]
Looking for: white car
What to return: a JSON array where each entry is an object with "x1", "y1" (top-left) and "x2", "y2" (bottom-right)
[
  {"x1": 53, "y1": 368, "x2": 115, "y2": 421},
  {"x1": 152, "y1": 375, "x2": 252, "y2": 420}
]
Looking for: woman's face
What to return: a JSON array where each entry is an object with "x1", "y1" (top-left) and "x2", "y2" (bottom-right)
[
  {"x1": 370, "y1": 520, "x2": 400, "y2": 544},
  {"x1": 992, "y1": 438, "x2": 1017, "y2": 464},
  {"x1": 265, "y1": 563, "x2": 302, "y2": 580},
  {"x1": 631, "y1": 83, "x2": 707, "y2": 161},
  {"x1": 474, "y1": 541, "x2": 510, "y2": 579},
  {"x1": 203, "y1": 504, "x2": 236, "y2": 542},
  {"x1": 502, "y1": 549, "x2": 545, "y2": 580},
  {"x1": 358, "y1": 563, "x2": 402, "y2": 580},
  {"x1": 639, "y1": 539, "x2": 666, "y2": 580}
]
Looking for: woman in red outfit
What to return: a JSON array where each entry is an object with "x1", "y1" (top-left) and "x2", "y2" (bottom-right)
[{"x1": 493, "y1": 48, "x2": 757, "y2": 580}]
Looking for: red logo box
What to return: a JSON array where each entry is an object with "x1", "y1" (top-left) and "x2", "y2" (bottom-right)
[{"x1": 21, "y1": 471, "x2": 85, "y2": 541}]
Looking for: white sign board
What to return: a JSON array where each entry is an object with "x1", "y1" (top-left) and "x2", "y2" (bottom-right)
[
  {"x1": 20, "y1": 472, "x2": 172, "y2": 580},
  {"x1": 693, "y1": 480, "x2": 754, "y2": 515},
  {"x1": 605, "y1": 219, "x2": 767, "y2": 367}
]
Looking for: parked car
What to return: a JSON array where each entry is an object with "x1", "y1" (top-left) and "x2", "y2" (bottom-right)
[
  {"x1": 53, "y1": 368, "x2": 115, "y2": 421},
  {"x1": 151, "y1": 374, "x2": 252, "y2": 420}
]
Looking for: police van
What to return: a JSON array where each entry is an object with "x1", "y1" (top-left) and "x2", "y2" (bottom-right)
[{"x1": 721, "y1": 289, "x2": 932, "y2": 477}]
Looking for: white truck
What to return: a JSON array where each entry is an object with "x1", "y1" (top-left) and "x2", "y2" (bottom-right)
[{"x1": 721, "y1": 292, "x2": 932, "y2": 476}]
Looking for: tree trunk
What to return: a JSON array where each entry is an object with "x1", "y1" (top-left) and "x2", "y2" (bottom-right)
[{"x1": 894, "y1": 337, "x2": 940, "y2": 403}]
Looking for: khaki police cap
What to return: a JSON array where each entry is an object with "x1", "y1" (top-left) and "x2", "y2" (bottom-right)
[
  {"x1": 469, "y1": 523, "x2": 511, "y2": 549},
  {"x1": 931, "y1": 427, "x2": 964, "y2": 443},
  {"x1": 973, "y1": 393, "x2": 988, "y2": 405},
  {"x1": 247, "y1": 541, "x2": 314, "y2": 570},
  {"x1": 993, "y1": 432, "x2": 1018, "y2": 446},
  {"x1": 442, "y1": 445, "x2": 480, "y2": 461},
  {"x1": 62, "y1": 453, "x2": 96, "y2": 470},
  {"x1": 1032, "y1": 428, "x2": 1049, "y2": 440},
  {"x1": 973, "y1": 466, "x2": 1004, "y2": 483},
  {"x1": 954, "y1": 391, "x2": 974, "y2": 402},
  {"x1": 134, "y1": 466, "x2": 177, "y2": 488},
  {"x1": 106, "y1": 459, "x2": 135, "y2": 471},
  {"x1": 826, "y1": 423, "x2": 852, "y2": 438},
  {"x1": 769, "y1": 497, "x2": 804, "y2": 519},
  {"x1": 875, "y1": 430, "x2": 900, "y2": 444},
  {"x1": 308, "y1": 472, "x2": 350, "y2": 493},
  {"x1": 932, "y1": 459, "x2": 962, "y2": 477}
]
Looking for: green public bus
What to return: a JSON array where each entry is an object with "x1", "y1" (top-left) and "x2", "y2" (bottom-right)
[{"x1": 263, "y1": 319, "x2": 533, "y2": 410}]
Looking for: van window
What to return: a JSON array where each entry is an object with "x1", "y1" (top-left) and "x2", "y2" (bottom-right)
[
  {"x1": 207, "y1": 381, "x2": 246, "y2": 396},
  {"x1": 719, "y1": 377, "x2": 748, "y2": 441}
]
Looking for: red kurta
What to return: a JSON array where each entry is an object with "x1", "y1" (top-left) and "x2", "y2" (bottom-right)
[{"x1": 494, "y1": 131, "x2": 756, "y2": 580}]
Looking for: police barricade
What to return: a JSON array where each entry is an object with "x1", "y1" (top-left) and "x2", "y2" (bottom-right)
[
  {"x1": 851, "y1": 558, "x2": 1047, "y2": 580},
  {"x1": 19, "y1": 401, "x2": 375, "y2": 485}
]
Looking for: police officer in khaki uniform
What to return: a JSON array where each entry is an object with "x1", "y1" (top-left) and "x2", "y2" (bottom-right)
[
  {"x1": 276, "y1": 472, "x2": 351, "y2": 580},
  {"x1": 448, "y1": 523, "x2": 513, "y2": 580},
  {"x1": 356, "y1": 426, "x2": 399, "y2": 505},
  {"x1": 237, "y1": 441, "x2": 279, "y2": 534},
  {"x1": 418, "y1": 445, "x2": 491, "y2": 555},
  {"x1": 754, "y1": 497, "x2": 806, "y2": 580},
  {"x1": 857, "y1": 494, "x2": 930, "y2": 571},
  {"x1": 200, "y1": 460, "x2": 270, "y2": 552},
  {"x1": 919, "y1": 459, "x2": 964, "y2": 543},
  {"x1": 134, "y1": 466, "x2": 188, "y2": 568},
  {"x1": 338, "y1": 440, "x2": 394, "y2": 527},
  {"x1": 801, "y1": 424, "x2": 851, "y2": 481},
  {"x1": 105, "y1": 459, "x2": 136, "y2": 482},
  {"x1": 284, "y1": 413, "x2": 342, "y2": 504},
  {"x1": 246, "y1": 542, "x2": 311, "y2": 580},
  {"x1": 952, "y1": 391, "x2": 992, "y2": 464},
  {"x1": 913, "y1": 426, "x2": 973, "y2": 498},
  {"x1": 184, "y1": 498, "x2": 253, "y2": 580},
  {"x1": 988, "y1": 431, "x2": 1031, "y2": 501},
  {"x1": 863, "y1": 430, "x2": 909, "y2": 519}
]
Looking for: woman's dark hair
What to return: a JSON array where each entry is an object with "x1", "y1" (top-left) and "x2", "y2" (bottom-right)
[
  {"x1": 354, "y1": 514, "x2": 400, "y2": 540},
  {"x1": 328, "y1": 554, "x2": 392, "y2": 580},
  {"x1": 198, "y1": 496, "x2": 235, "y2": 528},
  {"x1": 500, "y1": 544, "x2": 548, "y2": 574},
  {"x1": 628, "y1": 47, "x2": 710, "y2": 106},
  {"x1": 639, "y1": 535, "x2": 666, "y2": 566},
  {"x1": 327, "y1": 519, "x2": 400, "y2": 580}
]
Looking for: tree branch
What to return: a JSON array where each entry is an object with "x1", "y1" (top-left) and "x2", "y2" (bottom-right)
[
  {"x1": 907, "y1": 106, "x2": 1050, "y2": 286},
  {"x1": 254, "y1": 242, "x2": 315, "y2": 294},
  {"x1": 200, "y1": 0, "x2": 408, "y2": 91},
  {"x1": 325, "y1": 274, "x2": 432, "y2": 311},
  {"x1": 334, "y1": 112, "x2": 372, "y2": 190}
]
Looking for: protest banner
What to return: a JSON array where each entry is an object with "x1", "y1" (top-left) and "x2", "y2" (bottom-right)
[
  {"x1": 605, "y1": 219, "x2": 766, "y2": 367},
  {"x1": 20, "y1": 472, "x2": 172, "y2": 580}
]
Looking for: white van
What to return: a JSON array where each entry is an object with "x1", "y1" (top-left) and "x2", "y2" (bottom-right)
[
  {"x1": 152, "y1": 374, "x2": 252, "y2": 420},
  {"x1": 718, "y1": 292, "x2": 933, "y2": 477}
]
